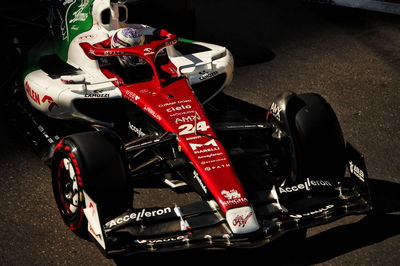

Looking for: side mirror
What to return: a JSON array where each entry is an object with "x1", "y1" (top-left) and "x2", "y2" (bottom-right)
[
  {"x1": 60, "y1": 75, "x2": 86, "y2": 84},
  {"x1": 60, "y1": 75, "x2": 87, "y2": 93}
]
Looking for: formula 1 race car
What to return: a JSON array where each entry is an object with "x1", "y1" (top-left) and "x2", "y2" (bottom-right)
[{"x1": 10, "y1": 0, "x2": 372, "y2": 258}]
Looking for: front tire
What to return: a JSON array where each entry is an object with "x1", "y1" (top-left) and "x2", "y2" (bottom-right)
[
  {"x1": 269, "y1": 92, "x2": 346, "y2": 182},
  {"x1": 52, "y1": 131, "x2": 132, "y2": 237}
]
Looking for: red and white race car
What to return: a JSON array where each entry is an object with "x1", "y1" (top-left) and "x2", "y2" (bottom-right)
[{"x1": 11, "y1": 0, "x2": 372, "y2": 258}]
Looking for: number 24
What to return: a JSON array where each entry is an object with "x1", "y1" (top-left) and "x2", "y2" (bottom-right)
[{"x1": 178, "y1": 121, "x2": 210, "y2": 135}]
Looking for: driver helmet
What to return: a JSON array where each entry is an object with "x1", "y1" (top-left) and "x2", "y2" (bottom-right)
[{"x1": 110, "y1": 27, "x2": 145, "y2": 67}]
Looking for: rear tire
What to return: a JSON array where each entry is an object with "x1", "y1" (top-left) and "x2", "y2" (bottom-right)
[{"x1": 51, "y1": 131, "x2": 132, "y2": 237}]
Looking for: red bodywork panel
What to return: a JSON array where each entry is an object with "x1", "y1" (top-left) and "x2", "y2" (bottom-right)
[{"x1": 79, "y1": 31, "x2": 250, "y2": 213}]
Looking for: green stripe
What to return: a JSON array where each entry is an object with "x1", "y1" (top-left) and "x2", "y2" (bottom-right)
[{"x1": 178, "y1": 37, "x2": 197, "y2": 43}]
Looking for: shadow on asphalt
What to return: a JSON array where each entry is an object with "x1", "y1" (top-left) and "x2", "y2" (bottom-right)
[{"x1": 114, "y1": 179, "x2": 400, "y2": 265}]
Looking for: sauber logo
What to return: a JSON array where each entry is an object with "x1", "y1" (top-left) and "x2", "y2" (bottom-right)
[
  {"x1": 220, "y1": 189, "x2": 249, "y2": 207},
  {"x1": 232, "y1": 212, "x2": 253, "y2": 228},
  {"x1": 221, "y1": 189, "x2": 241, "y2": 200}
]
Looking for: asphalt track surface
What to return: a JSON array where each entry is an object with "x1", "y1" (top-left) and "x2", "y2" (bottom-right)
[{"x1": 1, "y1": 1, "x2": 400, "y2": 265}]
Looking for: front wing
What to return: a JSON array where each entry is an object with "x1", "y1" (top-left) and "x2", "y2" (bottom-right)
[{"x1": 85, "y1": 143, "x2": 371, "y2": 257}]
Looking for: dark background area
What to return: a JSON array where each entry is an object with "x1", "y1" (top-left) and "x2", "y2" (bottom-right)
[{"x1": 1, "y1": 0, "x2": 400, "y2": 265}]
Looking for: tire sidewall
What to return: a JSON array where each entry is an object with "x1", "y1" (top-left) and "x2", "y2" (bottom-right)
[{"x1": 52, "y1": 138, "x2": 87, "y2": 234}]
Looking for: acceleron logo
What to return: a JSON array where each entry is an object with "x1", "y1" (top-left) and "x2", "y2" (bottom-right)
[{"x1": 278, "y1": 178, "x2": 333, "y2": 194}]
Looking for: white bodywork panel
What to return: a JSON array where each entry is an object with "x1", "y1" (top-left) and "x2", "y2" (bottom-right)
[
  {"x1": 83, "y1": 191, "x2": 106, "y2": 250},
  {"x1": 24, "y1": 0, "x2": 234, "y2": 123}
]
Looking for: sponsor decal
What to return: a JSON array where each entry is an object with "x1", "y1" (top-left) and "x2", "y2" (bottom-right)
[
  {"x1": 26, "y1": 82, "x2": 58, "y2": 111},
  {"x1": 222, "y1": 189, "x2": 241, "y2": 200},
  {"x1": 84, "y1": 89, "x2": 110, "y2": 98},
  {"x1": 25, "y1": 81, "x2": 40, "y2": 105},
  {"x1": 143, "y1": 47, "x2": 154, "y2": 55},
  {"x1": 204, "y1": 163, "x2": 231, "y2": 172},
  {"x1": 185, "y1": 135, "x2": 202, "y2": 141},
  {"x1": 42, "y1": 95, "x2": 58, "y2": 111},
  {"x1": 226, "y1": 206, "x2": 259, "y2": 234},
  {"x1": 197, "y1": 152, "x2": 224, "y2": 159},
  {"x1": 289, "y1": 204, "x2": 334, "y2": 219},
  {"x1": 83, "y1": 191, "x2": 106, "y2": 249},
  {"x1": 78, "y1": 34, "x2": 94, "y2": 40},
  {"x1": 56, "y1": 8, "x2": 68, "y2": 41},
  {"x1": 124, "y1": 90, "x2": 140, "y2": 102},
  {"x1": 105, "y1": 207, "x2": 172, "y2": 229},
  {"x1": 270, "y1": 102, "x2": 282, "y2": 121},
  {"x1": 199, "y1": 70, "x2": 218, "y2": 81},
  {"x1": 200, "y1": 158, "x2": 227, "y2": 165},
  {"x1": 38, "y1": 124, "x2": 56, "y2": 144},
  {"x1": 189, "y1": 139, "x2": 220, "y2": 154},
  {"x1": 349, "y1": 161, "x2": 365, "y2": 182},
  {"x1": 144, "y1": 106, "x2": 162, "y2": 121},
  {"x1": 104, "y1": 50, "x2": 125, "y2": 56},
  {"x1": 136, "y1": 235, "x2": 185, "y2": 244},
  {"x1": 175, "y1": 112, "x2": 201, "y2": 124},
  {"x1": 128, "y1": 122, "x2": 146, "y2": 137},
  {"x1": 166, "y1": 104, "x2": 192, "y2": 113},
  {"x1": 220, "y1": 189, "x2": 249, "y2": 207},
  {"x1": 193, "y1": 171, "x2": 207, "y2": 194},
  {"x1": 88, "y1": 223, "x2": 102, "y2": 240},
  {"x1": 68, "y1": 0, "x2": 89, "y2": 24},
  {"x1": 278, "y1": 178, "x2": 333, "y2": 194},
  {"x1": 88, "y1": 48, "x2": 95, "y2": 56},
  {"x1": 232, "y1": 212, "x2": 253, "y2": 228},
  {"x1": 158, "y1": 99, "x2": 191, "y2": 108},
  {"x1": 165, "y1": 39, "x2": 178, "y2": 47},
  {"x1": 168, "y1": 110, "x2": 195, "y2": 117}
]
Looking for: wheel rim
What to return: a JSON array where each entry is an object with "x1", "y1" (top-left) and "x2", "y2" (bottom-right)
[
  {"x1": 58, "y1": 158, "x2": 80, "y2": 215},
  {"x1": 55, "y1": 150, "x2": 85, "y2": 231}
]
